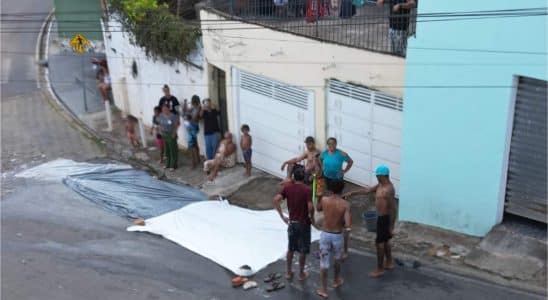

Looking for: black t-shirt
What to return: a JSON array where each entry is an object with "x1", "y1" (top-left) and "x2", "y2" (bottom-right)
[
  {"x1": 202, "y1": 109, "x2": 220, "y2": 135},
  {"x1": 158, "y1": 96, "x2": 180, "y2": 115},
  {"x1": 389, "y1": 0, "x2": 412, "y2": 31}
]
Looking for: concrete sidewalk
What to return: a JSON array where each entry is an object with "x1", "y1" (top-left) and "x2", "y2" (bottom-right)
[{"x1": 44, "y1": 21, "x2": 547, "y2": 296}]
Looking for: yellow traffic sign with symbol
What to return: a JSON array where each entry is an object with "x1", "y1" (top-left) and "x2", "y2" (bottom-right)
[{"x1": 70, "y1": 33, "x2": 90, "y2": 54}]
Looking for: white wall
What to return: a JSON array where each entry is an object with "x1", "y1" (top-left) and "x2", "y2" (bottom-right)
[
  {"x1": 103, "y1": 19, "x2": 206, "y2": 151},
  {"x1": 200, "y1": 9, "x2": 405, "y2": 147}
]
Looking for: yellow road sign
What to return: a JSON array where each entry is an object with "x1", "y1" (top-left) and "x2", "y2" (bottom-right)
[{"x1": 70, "y1": 33, "x2": 90, "y2": 54}]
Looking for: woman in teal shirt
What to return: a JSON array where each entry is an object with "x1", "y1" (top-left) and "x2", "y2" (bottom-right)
[
  {"x1": 320, "y1": 137, "x2": 354, "y2": 184},
  {"x1": 319, "y1": 136, "x2": 354, "y2": 259}
]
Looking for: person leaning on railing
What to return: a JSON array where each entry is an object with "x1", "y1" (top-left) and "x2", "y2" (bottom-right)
[{"x1": 377, "y1": 0, "x2": 416, "y2": 56}]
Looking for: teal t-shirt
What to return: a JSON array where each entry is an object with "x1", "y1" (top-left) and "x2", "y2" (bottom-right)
[{"x1": 320, "y1": 149, "x2": 349, "y2": 179}]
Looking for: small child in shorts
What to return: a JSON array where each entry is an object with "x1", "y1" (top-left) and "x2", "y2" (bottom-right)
[
  {"x1": 151, "y1": 106, "x2": 164, "y2": 163},
  {"x1": 126, "y1": 115, "x2": 139, "y2": 147},
  {"x1": 240, "y1": 124, "x2": 252, "y2": 177}
]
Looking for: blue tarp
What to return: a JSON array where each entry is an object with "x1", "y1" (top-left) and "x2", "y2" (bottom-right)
[{"x1": 63, "y1": 168, "x2": 206, "y2": 219}]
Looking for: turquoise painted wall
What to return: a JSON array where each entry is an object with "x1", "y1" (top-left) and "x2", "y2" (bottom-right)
[{"x1": 399, "y1": 0, "x2": 547, "y2": 236}]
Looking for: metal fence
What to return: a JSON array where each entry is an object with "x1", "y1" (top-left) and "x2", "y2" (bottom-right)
[{"x1": 204, "y1": 0, "x2": 416, "y2": 57}]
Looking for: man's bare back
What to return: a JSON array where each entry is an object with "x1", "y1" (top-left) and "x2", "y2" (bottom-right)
[{"x1": 320, "y1": 194, "x2": 351, "y2": 233}]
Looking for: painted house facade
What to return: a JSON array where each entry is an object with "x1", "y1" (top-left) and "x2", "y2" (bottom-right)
[
  {"x1": 199, "y1": 2, "x2": 413, "y2": 191},
  {"x1": 399, "y1": 0, "x2": 547, "y2": 236}
]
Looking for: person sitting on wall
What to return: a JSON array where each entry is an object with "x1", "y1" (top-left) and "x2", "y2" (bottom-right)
[
  {"x1": 97, "y1": 66, "x2": 111, "y2": 102},
  {"x1": 204, "y1": 132, "x2": 237, "y2": 182}
]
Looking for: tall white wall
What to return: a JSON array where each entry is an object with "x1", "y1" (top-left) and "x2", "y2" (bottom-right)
[{"x1": 103, "y1": 20, "x2": 206, "y2": 151}]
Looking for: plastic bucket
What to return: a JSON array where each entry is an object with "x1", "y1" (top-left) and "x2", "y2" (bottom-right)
[{"x1": 363, "y1": 210, "x2": 377, "y2": 232}]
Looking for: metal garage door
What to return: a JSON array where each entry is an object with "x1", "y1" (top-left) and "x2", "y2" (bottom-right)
[
  {"x1": 232, "y1": 68, "x2": 315, "y2": 178},
  {"x1": 505, "y1": 76, "x2": 547, "y2": 222},
  {"x1": 327, "y1": 79, "x2": 403, "y2": 194}
]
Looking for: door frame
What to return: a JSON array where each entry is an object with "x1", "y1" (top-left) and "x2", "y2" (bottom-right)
[{"x1": 497, "y1": 75, "x2": 520, "y2": 223}]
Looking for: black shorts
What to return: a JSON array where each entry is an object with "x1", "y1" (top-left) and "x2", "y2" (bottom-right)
[
  {"x1": 288, "y1": 221, "x2": 311, "y2": 254},
  {"x1": 376, "y1": 215, "x2": 392, "y2": 243}
]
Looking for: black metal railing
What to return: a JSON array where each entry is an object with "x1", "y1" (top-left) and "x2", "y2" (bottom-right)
[{"x1": 204, "y1": 0, "x2": 416, "y2": 57}]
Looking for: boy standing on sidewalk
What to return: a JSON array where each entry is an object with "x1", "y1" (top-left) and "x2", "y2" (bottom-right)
[
  {"x1": 274, "y1": 167, "x2": 314, "y2": 282},
  {"x1": 159, "y1": 104, "x2": 180, "y2": 171},
  {"x1": 240, "y1": 124, "x2": 252, "y2": 177},
  {"x1": 316, "y1": 179, "x2": 351, "y2": 299},
  {"x1": 343, "y1": 165, "x2": 396, "y2": 277}
]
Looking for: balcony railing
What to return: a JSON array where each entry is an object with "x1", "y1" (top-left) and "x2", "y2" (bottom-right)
[{"x1": 204, "y1": 0, "x2": 416, "y2": 57}]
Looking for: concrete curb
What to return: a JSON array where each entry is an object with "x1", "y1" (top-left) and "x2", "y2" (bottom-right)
[{"x1": 350, "y1": 232, "x2": 546, "y2": 296}]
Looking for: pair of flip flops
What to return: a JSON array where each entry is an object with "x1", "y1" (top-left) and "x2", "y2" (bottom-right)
[
  {"x1": 263, "y1": 273, "x2": 285, "y2": 292},
  {"x1": 232, "y1": 276, "x2": 258, "y2": 290}
]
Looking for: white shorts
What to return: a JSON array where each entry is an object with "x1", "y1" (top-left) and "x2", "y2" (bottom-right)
[{"x1": 319, "y1": 231, "x2": 343, "y2": 269}]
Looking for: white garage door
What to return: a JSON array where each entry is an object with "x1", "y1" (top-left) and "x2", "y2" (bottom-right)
[
  {"x1": 232, "y1": 68, "x2": 315, "y2": 178},
  {"x1": 327, "y1": 79, "x2": 403, "y2": 194}
]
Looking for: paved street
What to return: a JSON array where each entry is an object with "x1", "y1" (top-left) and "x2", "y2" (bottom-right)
[{"x1": 0, "y1": 0, "x2": 545, "y2": 299}]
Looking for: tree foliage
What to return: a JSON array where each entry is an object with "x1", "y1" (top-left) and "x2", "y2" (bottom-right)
[{"x1": 109, "y1": 0, "x2": 200, "y2": 63}]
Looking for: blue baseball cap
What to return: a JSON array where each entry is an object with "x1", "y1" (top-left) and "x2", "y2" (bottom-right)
[{"x1": 374, "y1": 165, "x2": 390, "y2": 176}]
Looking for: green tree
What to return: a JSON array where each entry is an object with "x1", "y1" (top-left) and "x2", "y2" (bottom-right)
[{"x1": 109, "y1": 0, "x2": 200, "y2": 63}]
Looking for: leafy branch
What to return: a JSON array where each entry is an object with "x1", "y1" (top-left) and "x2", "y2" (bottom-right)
[{"x1": 109, "y1": 0, "x2": 200, "y2": 63}]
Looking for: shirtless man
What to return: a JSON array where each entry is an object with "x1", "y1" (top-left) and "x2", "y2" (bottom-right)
[
  {"x1": 316, "y1": 179, "x2": 351, "y2": 299},
  {"x1": 203, "y1": 132, "x2": 237, "y2": 181},
  {"x1": 282, "y1": 136, "x2": 321, "y2": 184},
  {"x1": 343, "y1": 165, "x2": 396, "y2": 278}
]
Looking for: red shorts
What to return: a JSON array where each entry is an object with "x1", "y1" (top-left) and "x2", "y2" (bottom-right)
[{"x1": 155, "y1": 138, "x2": 164, "y2": 147}]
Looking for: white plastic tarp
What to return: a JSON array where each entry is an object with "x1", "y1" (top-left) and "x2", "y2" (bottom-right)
[{"x1": 128, "y1": 201, "x2": 321, "y2": 275}]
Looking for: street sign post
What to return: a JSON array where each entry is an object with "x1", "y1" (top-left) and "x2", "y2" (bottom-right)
[{"x1": 70, "y1": 33, "x2": 90, "y2": 112}]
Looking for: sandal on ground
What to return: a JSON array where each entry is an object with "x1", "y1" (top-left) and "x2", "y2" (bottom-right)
[
  {"x1": 231, "y1": 276, "x2": 248, "y2": 288},
  {"x1": 266, "y1": 281, "x2": 285, "y2": 292},
  {"x1": 242, "y1": 281, "x2": 258, "y2": 290},
  {"x1": 316, "y1": 290, "x2": 329, "y2": 298},
  {"x1": 263, "y1": 272, "x2": 282, "y2": 283}
]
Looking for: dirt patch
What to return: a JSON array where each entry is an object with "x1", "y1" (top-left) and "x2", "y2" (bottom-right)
[{"x1": 228, "y1": 177, "x2": 282, "y2": 210}]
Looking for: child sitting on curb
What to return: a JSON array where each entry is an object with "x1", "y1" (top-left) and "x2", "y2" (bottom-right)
[{"x1": 126, "y1": 115, "x2": 140, "y2": 148}]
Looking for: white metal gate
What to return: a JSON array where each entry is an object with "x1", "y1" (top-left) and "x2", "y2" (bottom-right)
[
  {"x1": 327, "y1": 79, "x2": 403, "y2": 193},
  {"x1": 232, "y1": 68, "x2": 315, "y2": 178}
]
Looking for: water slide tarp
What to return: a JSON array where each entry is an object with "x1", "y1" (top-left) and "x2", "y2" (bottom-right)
[
  {"x1": 16, "y1": 159, "x2": 206, "y2": 218},
  {"x1": 128, "y1": 201, "x2": 321, "y2": 276},
  {"x1": 17, "y1": 159, "x2": 319, "y2": 275}
]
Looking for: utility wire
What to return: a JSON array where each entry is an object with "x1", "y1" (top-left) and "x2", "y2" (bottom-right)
[
  {"x1": 0, "y1": 78, "x2": 525, "y2": 89},
  {"x1": 1, "y1": 49, "x2": 547, "y2": 62}
]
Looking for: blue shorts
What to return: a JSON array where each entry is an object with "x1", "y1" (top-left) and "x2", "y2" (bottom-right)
[
  {"x1": 243, "y1": 148, "x2": 252, "y2": 161},
  {"x1": 187, "y1": 123, "x2": 199, "y2": 148}
]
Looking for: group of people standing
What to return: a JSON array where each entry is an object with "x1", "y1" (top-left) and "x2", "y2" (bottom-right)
[
  {"x1": 274, "y1": 136, "x2": 396, "y2": 298},
  {"x1": 151, "y1": 85, "x2": 253, "y2": 180}
]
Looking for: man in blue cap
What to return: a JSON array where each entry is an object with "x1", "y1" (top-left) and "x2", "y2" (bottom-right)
[{"x1": 342, "y1": 164, "x2": 396, "y2": 278}]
